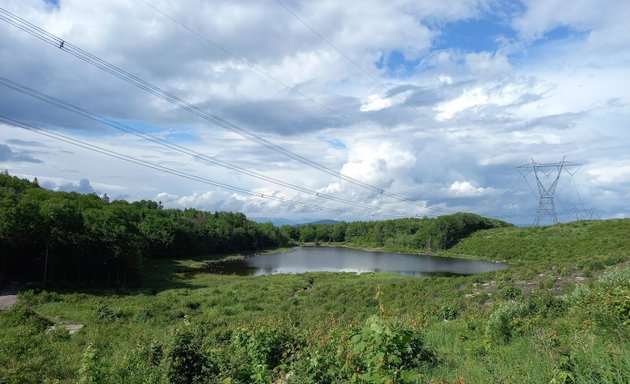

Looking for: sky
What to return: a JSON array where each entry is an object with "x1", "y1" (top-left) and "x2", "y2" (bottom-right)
[{"x1": 1, "y1": 0, "x2": 629, "y2": 225}]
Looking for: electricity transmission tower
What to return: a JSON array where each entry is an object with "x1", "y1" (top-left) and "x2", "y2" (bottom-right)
[{"x1": 517, "y1": 157, "x2": 581, "y2": 226}]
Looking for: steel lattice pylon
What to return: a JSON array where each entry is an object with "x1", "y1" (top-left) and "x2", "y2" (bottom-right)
[{"x1": 517, "y1": 157, "x2": 581, "y2": 226}]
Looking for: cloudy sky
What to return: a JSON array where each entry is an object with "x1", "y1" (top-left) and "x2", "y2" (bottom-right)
[{"x1": 1, "y1": 0, "x2": 629, "y2": 225}]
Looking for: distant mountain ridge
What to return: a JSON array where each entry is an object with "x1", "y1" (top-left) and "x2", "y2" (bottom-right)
[
  {"x1": 250, "y1": 217, "x2": 341, "y2": 226},
  {"x1": 302, "y1": 219, "x2": 341, "y2": 225},
  {"x1": 250, "y1": 217, "x2": 298, "y2": 226}
]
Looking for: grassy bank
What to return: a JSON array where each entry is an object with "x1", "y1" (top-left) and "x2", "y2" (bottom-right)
[{"x1": 1, "y1": 220, "x2": 629, "y2": 383}]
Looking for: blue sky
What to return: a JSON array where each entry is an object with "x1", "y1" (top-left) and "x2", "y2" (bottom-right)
[{"x1": 0, "y1": 0, "x2": 629, "y2": 225}]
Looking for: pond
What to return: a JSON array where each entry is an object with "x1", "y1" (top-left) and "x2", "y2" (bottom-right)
[{"x1": 209, "y1": 247, "x2": 506, "y2": 277}]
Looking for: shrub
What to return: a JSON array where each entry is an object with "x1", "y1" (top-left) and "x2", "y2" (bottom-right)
[
  {"x1": 348, "y1": 315, "x2": 436, "y2": 383},
  {"x1": 528, "y1": 292, "x2": 568, "y2": 318},
  {"x1": 18, "y1": 290, "x2": 62, "y2": 306},
  {"x1": 96, "y1": 304, "x2": 123, "y2": 322},
  {"x1": 498, "y1": 286, "x2": 522, "y2": 300},
  {"x1": 485, "y1": 301, "x2": 528, "y2": 344},
  {"x1": 438, "y1": 305, "x2": 459, "y2": 321},
  {"x1": 598, "y1": 267, "x2": 630, "y2": 290},
  {"x1": 605, "y1": 287, "x2": 630, "y2": 326},
  {"x1": 566, "y1": 283, "x2": 591, "y2": 306},
  {"x1": 78, "y1": 344, "x2": 104, "y2": 384},
  {"x1": 0, "y1": 304, "x2": 52, "y2": 330},
  {"x1": 229, "y1": 328, "x2": 304, "y2": 382},
  {"x1": 47, "y1": 326, "x2": 70, "y2": 342},
  {"x1": 166, "y1": 329, "x2": 212, "y2": 384}
]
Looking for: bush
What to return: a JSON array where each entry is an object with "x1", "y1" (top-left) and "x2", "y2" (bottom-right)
[
  {"x1": 0, "y1": 304, "x2": 52, "y2": 330},
  {"x1": 528, "y1": 292, "x2": 568, "y2": 318},
  {"x1": 598, "y1": 267, "x2": 630, "y2": 290},
  {"x1": 96, "y1": 304, "x2": 125, "y2": 321},
  {"x1": 166, "y1": 329, "x2": 213, "y2": 384},
  {"x1": 229, "y1": 328, "x2": 304, "y2": 382},
  {"x1": 438, "y1": 305, "x2": 459, "y2": 321},
  {"x1": 498, "y1": 286, "x2": 522, "y2": 300},
  {"x1": 485, "y1": 301, "x2": 528, "y2": 344},
  {"x1": 18, "y1": 290, "x2": 62, "y2": 306},
  {"x1": 566, "y1": 283, "x2": 591, "y2": 306},
  {"x1": 348, "y1": 315, "x2": 436, "y2": 383},
  {"x1": 605, "y1": 287, "x2": 630, "y2": 326},
  {"x1": 78, "y1": 344, "x2": 104, "y2": 384}
]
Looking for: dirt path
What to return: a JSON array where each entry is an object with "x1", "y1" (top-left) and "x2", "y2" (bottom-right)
[{"x1": 0, "y1": 282, "x2": 21, "y2": 310}]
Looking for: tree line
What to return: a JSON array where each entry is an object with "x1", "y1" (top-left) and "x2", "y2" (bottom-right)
[
  {"x1": 0, "y1": 172, "x2": 290, "y2": 286},
  {"x1": 279, "y1": 213, "x2": 511, "y2": 251},
  {"x1": 0, "y1": 171, "x2": 511, "y2": 287}
]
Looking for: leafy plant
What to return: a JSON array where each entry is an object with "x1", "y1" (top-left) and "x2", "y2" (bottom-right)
[
  {"x1": 348, "y1": 315, "x2": 436, "y2": 383},
  {"x1": 166, "y1": 328, "x2": 212, "y2": 384},
  {"x1": 78, "y1": 344, "x2": 104, "y2": 384},
  {"x1": 485, "y1": 301, "x2": 528, "y2": 344},
  {"x1": 438, "y1": 305, "x2": 459, "y2": 321}
]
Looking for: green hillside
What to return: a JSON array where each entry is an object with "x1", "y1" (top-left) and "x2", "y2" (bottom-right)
[
  {"x1": 451, "y1": 219, "x2": 629, "y2": 259},
  {"x1": 1, "y1": 219, "x2": 629, "y2": 383}
]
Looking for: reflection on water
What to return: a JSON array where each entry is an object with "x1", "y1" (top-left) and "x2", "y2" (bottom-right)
[{"x1": 210, "y1": 247, "x2": 506, "y2": 277}]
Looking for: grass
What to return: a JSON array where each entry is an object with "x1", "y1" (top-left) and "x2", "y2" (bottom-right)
[{"x1": 1, "y1": 219, "x2": 629, "y2": 383}]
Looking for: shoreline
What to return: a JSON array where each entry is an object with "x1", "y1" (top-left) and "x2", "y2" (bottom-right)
[{"x1": 300, "y1": 242, "x2": 507, "y2": 264}]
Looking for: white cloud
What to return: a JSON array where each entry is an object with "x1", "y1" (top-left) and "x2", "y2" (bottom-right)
[
  {"x1": 512, "y1": 0, "x2": 630, "y2": 47},
  {"x1": 0, "y1": 0, "x2": 628, "y2": 224},
  {"x1": 446, "y1": 181, "x2": 493, "y2": 197},
  {"x1": 586, "y1": 161, "x2": 630, "y2": 184},
  {"x1": 359, "y1": 90, "x2": 412, "y2": 112},
  {"x1": 339, "y1": 140, "x2": 416, "y2": 188},
  {"x1": 435, "y1": 87, "x2": 489, "y2": 120},
  {"x1": 438, "y1": 75, "x2": 453, "y2": 85},
  {"x1": 465, "y1": 51, "x2": 511, "y2": 75}
]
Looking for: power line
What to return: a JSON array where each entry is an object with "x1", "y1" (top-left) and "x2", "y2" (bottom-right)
[
  {"x1": 0, "y1": 7, "x2": 455, "y2": 215},
  {"x1": 0, "y1": 76, "x2": 432, "y2": 219},
  {"x1": 517, "y1": 157, "x2": 581, "y2": 226},
  {"x1": 274, "y1": 0, "x2": 446, "y2": 132},
  {"x1": 275, "y1": 0, "x2": 382, "y2": 85},
  {"x1": 138, "y1": 0, "x2": 349, "y2": 125},
  {"x1": 274, "y1": 0, "x2": 512, "y2": 197},
  {"x1": 0, "y1": 114, "x2": 412, "y2": 220},
  {"x1": 139, "y1": 3, "x2": 542, "y2": 224}
]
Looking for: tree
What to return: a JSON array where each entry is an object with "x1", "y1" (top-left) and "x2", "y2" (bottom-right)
[
  {"x1": 39, "y1": 195, "x2": 84, "y2": 283},
  {"x1": 83, "y1": 204, "x2": 142, "y2": 284}
]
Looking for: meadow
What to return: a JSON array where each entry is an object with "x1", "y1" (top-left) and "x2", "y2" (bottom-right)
[{"x1": 1, "y1": 219, "x2": 629, "y2": 383}]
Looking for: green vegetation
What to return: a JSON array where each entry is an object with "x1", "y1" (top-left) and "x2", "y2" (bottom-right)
[
  {"x1": 0, "y1": 172, "x2": 289, "y2": 286},
  {"x1": 281, "y1": 213, "x2": 512, "y2": 251},
  {"x1": 1, "y1": 171, "x2": 629, "y2": 382}
]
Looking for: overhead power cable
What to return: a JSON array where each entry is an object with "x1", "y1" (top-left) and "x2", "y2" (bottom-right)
[
  {"x1": 0, "y1": 7, "x2": 455, "y2": 215},
  {"x1": 274, "y1": 0, "x2": 446, "y2": 132},
  {"x1": 139, "y1": 0, "x2": 452, "y2": 165},
  {"x1": 0, "y1": 76, "x2": 430, "y2": 218},
  {"x1": 274, "y1": 0, "x2": 504, "y2": 169},
  {"x1": 140, "y1": 1, "x2": 507, "y2": 218},
  {"x1": 138, "y1": 0, "x2": 349, "y2": 124},
  {"x1": 0, "y1": 114, "x2": 411, "y2": 220}
]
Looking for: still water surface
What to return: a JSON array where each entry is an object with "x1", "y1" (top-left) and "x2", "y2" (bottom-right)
[{"x1": 213, "y1": 247, "x2": 506, "y2": 277}]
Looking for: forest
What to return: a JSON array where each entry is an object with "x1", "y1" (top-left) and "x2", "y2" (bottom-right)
[
  {"x1": 0, "y1": 172, "x2": 289, "y2": 286},
  {"x1": 0, "y1": 172, "x2": 511, "y2": 288},
  {"x1": 281, "y1": 213, "x2": 511, "y2": 250}
]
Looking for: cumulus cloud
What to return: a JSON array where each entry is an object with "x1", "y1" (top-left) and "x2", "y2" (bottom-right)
[
  {"x1": 0, "y1": 0, "x2": 628, "y2": 224},
  {"x1": 512, "y1": 0, "x2": 630, "y2": 49},
  {"x1": 58, "y1": 178, "x2": 95, "y2": 193},
  {"x1": 0, "y1": 143, "x2": 42, "y2": 163},
  {"x1": 339, "y1": 141, "x2": 416, "y2": 188},
  {"x1": 359, "y1": 90, "x2": 413, "y2": 112},
  {"x1": 586, "y1": 161, "x2": 630, "y2": 185},
  {"x1": 446, "y1": 181, "x2": 494, "y2": 197}
]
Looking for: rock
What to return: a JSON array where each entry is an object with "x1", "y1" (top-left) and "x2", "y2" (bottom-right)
[{"x1": 46, "y1": 324, "x2": 84, "y2": 335}]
